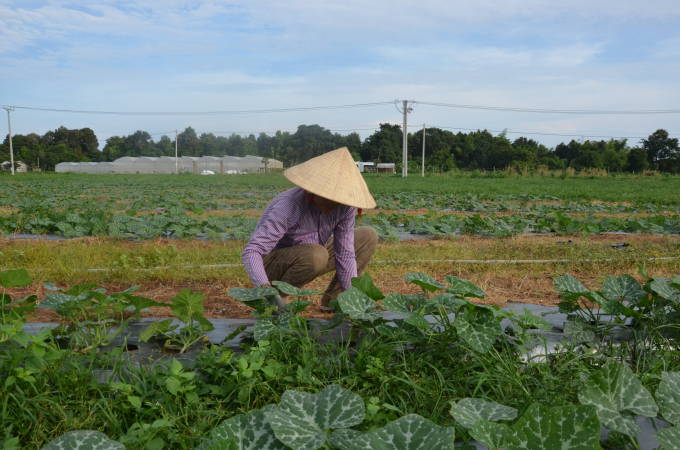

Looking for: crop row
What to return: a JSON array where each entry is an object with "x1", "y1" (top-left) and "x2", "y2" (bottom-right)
[
  {"x1": 1, "y1": 207, "x2": 678, "y2": 239},
  {"x1": 3, "y1": 181, "x2": 680, "y2": 215},
  {"x1": 1, "y1": 267, "x2": 679, "y2": 449}
]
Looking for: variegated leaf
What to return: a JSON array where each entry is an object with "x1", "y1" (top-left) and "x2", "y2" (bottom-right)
[
  {"x1": 656, "y1": 371, "x2": 680, "y2": 425},
  {"x1": 427, "y1": 293, "x2": 467, "y2": 309},
  {"x1": 554, "y1": 274, "x2": 589, "y2": 294},
  {"x1": 263, "y1": 384, "x2": 364, "y2": 450},
  {"x1": 197, "y1": 408, "x2": 285, "y2": 450},
  {"x1": 449, "y1": 398, "x2": 517, "y2": 429},
  {"x1": 651, "y1": 278, "x2": 680, "y2": 303},
  {"x1": 578, "y1": 360, "x2": 658, "y2": 436},
  {"x1": 228, "y1": 286, "x2": 280, "y2": 302},
  {"x1": 444, "y1": 276, "x2": 485, "y2": 298},
  {"x1": 253, "y1": 318, "x2": 277, "y2": 341},
  {"x1": 504, "y1": 404, "x2": 600, "y2": 450},
  {"x1": 271, "y1": 281, "x2": 322, "y2": 297},
  {"x1": 337, "y1": 287, "x2": 382, "y2": 321},
  {"x1": 454, "y1": 307, "x2": 502, "y2": 353},
  {"x1": 601, "y1": 275, "x2": 646, "y2": 304},
  {"x1": 41, "y1": 431, "x2": 124, "y2": 450},
  {"x1": 37, "y1": 293, "x2": 77, "y2": 312},
  {"x1": 563, "y1": 321, "x2": 595, "y2": 343},
  {"x1": 381, "y1": 293, "x2": 430, "y2": 329},
  {"x1": 329, "y1": 414, "x2": 454, "y2": 450},
  {"x1": 656, "y1": 427, "x2": 680, "y2": 450},
  {"x1": 470, "y1": 420, "x2": 508, "y2": 450},
  {"x1": 405, "y1": 273, "x2": 445, "y2": 292}
]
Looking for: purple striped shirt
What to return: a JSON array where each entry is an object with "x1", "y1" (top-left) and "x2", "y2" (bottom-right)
[{"x1": 242, "y1": 187, "x2": 357, "y2": 291}]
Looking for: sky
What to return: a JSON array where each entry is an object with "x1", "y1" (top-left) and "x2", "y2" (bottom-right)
[{"x1": 1, "y1": 0, "x2": 680, "y2": 148}]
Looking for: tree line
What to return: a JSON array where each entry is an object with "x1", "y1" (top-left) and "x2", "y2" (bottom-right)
[{"x1": 1, "y1": 124, "x2": 678, "y2": 173}]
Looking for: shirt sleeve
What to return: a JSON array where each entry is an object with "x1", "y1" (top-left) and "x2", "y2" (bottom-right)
[
  {"x1": 241, "y1": 197, "x2": 300, "y2": 287},
  {"x1": 333, "y1": 207, "x2": 358, "y2": 291}
]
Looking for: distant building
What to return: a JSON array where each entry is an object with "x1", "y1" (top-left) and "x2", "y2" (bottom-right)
[
  {"x1": 55, "y1": 162, "x2": 114, "y2": 173},
  {"x1": 355, "y1": 161, "x2": 375, "y2": 173},
  {"x1": 377, "y1": 163, "x2": 396, "y2": 173},
  {"x1": 1, "y1": 161, "x2": 28, "y2": 173},
  {"x1": 54, "y1": 155, "x2": 283, "y2": 174}
]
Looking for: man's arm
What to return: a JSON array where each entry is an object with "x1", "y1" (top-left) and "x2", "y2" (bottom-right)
[
  {"x1": 242, "y1": 200, "x2": 299, "y2": 287},
  {"x1": 332, "y1": 206, "x2": 358, "y2": 291}
]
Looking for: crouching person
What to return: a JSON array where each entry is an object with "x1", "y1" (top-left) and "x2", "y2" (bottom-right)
[{"x1": 241, "y1": 147, "x2": 378, "y2": 312}]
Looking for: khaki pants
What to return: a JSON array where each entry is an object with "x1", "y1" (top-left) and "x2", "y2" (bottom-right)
[{"x1": 263, "y1": 226, "x2": 378, "y2": 306}]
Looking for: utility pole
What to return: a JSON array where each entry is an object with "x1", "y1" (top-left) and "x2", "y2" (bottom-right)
[
  {"x1": 175, "y1": 130, "x2": 178, "y2": 174},
  {"x1": 421, "y1": 123, "x2": 425, "y2": 177},
  {"x1": 395, "y1": 100, "x2": 415, "y2": 177},
  {"x1": 3, "y1": 106, "x2": 15, "y2": 175}
]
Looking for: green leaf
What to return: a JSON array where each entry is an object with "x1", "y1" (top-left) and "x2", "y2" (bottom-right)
[
  {"x1": 337, "y1": 287, "x2": 382, "y2": 321},
  {"x1": 123, "y1": 294, "x2": 164, "y2": 312},
  {"x1": 405, "y1": 273, "x2": 445, "y2": 292},
  {"x1": 271, "y1": 281, "x2": 322, "y2": 297},
  {"x1": 11, "y1": 332, "x2": 31, "y2": 348},
  {"x1": 651, "y1": 278, "x2": 680, "y2": 302},
  {"x1": 504, "y1": 403, "x2": 600, "y2": 450},
  {"x1": 449, "y1": 398, "x2": 517, "y2": 429},
  {"x1": 127, "y1": 395, "x2": 142, "y2": 409},
  {"x1": 455, "y1": 307, "x2": 502, "y2": 353},
  {"x1": 41, "y1": 430, "x2": 125, "y2": 450},
  {"x1": 444, "y1": 276, "x2": 485, "y2": 298},
  {"x1": 427, "y1": 293, "x2": 467, "y2": 309},
  {"x1": 139, "y1": 319, "x2": 173, "y2": 341},
  {"x1": 601, "y1": 275, "x2": 647, "y2": 304},
  {"x1": 263, "y1": 384, "x2": 365, "y2": 450},
  {"x1": 519, "y1": 307, "x2": 552, "y2": 331},
  {"x1": 405, "y1": 314, "x2": 430, "y2": 329},
  {"x1": 328, "y1": 414, "x2": 455, "y2": 450},
  {"x1": 470, "y1": 420, "x2": 508, "y2": 450},
  {"x1": 254, "y1": 318, "x2": 278, "y2": 341},
  {"x1": 350, "y1": 273, "x2": 385, "y2": 300},
  {"x1": 287, "y1": 299, "x2": 312, "y2": 314},
  {"x1": 381, "y1": 293, "x2": 413, "y2": 315},
  {"x1": 578, "y1": 360, "x2": 658, "y2": 436},
  {"x1": 198, "y1": 408, "x2": 285, "y2": 450},
  {"x1": 202, "y1": 439, "x2": 238, "y2": 450},
  {"x1": 229, "y1": 286, "x2": 280, "y2": 302},
  {"x1": 554, "y1": 274, "x2": 589, "y2": 294},
  {"x1": 0, "y1": 269, "x2": 32, "y2": 288},
  {"x1": 601, "y1": 299, "x2": 623, "y2": 315},
  {"x1": 563, "y1": 321, "x2": 595, "y2": 343},
  {"x1": 656, "y1": 372, "x2": 680, "y2": 425},
  {"x1": 656, "y1": 427, "x2": 680, "y2": 450},
  {"x1": 165, "y1": 377, "x2": 181, "y2": 395},
  {"x1": 170, "y1": 289, "x2": 205, "y2": 323},
  {"x1": 36, "y1": 293, "x2": 77, "y2": 312},
  {"x1": 195, "y1": 313, "x2": 216, "y2": 332}
]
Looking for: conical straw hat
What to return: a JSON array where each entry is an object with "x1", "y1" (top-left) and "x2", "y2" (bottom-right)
[{"x1": 284, "y1": 147, "x2": 377, "y2": 209}]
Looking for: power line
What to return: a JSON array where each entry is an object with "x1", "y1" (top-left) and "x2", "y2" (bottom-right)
[
  {"x1": 6, "y1": 102, "x2": 395, "y2": 116},
  {"x1": 418, "y1": 101, "x2": 680, "y2": 115},
  {"x1": 410, "y1": 125, "x2": 658, "y2": 140},
  {"x1": 5, "y1": 100, "x2": 680, "y2": 116}
]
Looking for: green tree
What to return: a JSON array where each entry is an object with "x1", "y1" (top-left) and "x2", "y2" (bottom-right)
[
  {"x1": 626, "y1": 147, "x2": 649, "y2": 173},
  {"x1": 642, "y1": 129, "x2": 679, "y2": 173},
  {"x1": 177, "y1": 127, "x2": 200, "y2": 156}
]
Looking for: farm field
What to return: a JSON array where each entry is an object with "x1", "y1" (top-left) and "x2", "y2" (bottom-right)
[{"x1": 1, "y1": 172, "x2": 680, "y2": 450}]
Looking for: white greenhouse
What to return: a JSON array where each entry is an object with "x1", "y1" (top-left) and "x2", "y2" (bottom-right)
[
  {"x1": 55, "y1": 155, "x2": 282, "y2": 174},
  {"x1": 55, "y1": 162, "x2": 114, "y2": 174}
]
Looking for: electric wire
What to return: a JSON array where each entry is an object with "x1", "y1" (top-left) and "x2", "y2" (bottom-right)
[
  {"x1": 418, "y1": 101, "x2": 680, "y2": 115},
  {"x1": 7, "y1": 102, "x2": 395, "y2": 116}
]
